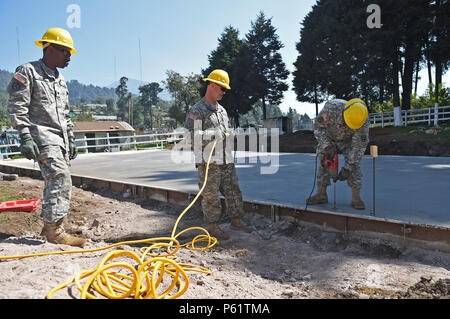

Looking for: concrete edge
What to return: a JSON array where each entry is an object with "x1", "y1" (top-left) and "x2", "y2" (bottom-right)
[{"x1": 1, "y1": 163, "x2": 449, "y2": 252}]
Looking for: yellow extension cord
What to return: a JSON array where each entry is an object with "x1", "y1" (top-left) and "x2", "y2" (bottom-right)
[{"x1": 0, "y1": 140, "x2": 220, "y2": 299}]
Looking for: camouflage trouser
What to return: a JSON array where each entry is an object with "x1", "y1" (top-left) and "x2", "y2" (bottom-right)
[
  {"x1": 317, "y1": 141, "x2": 365, "y2": 189},
  {"x1": 37, "y1": 145, "x2": 72, "y2": 224},
  {"x1": 197, "y1": 163, "x2": 244, "y2": 224}
]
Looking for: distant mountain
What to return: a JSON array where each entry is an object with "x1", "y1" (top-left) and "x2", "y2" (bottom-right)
[
  {"x1": 0, "y1": 69, "x2": 13, "y2": 94},
  {"x1": 67, "y1": 80, "x2": 116, "y2": 104},
  {"x1": 0, "y1": 69, "x2": 172, "y2": 104},
  {"x1": 1, "y1": 69, "x2": 115, "y2": 104}
]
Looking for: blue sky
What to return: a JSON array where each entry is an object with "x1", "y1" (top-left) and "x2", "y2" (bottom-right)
[{"x1": 0, "y1": 0, "x2": 447, "y2": 117}]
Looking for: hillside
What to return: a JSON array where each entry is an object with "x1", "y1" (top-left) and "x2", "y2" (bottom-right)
[
  {"x1": 67, "y1": 79, "x2": 115, "y2": 104},
  {"x1": 0, "y1": 69, "x2": 115, "y2": 104},
  {"x1": 0, "y1": 70, "x2": 12, "y2": 94}
]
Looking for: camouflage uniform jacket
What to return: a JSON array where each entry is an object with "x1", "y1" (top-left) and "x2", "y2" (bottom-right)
[
  {"x1": 314, "y1": 99, "x2": 369, "y2": 169},
  {"x1": 7, "y1": 59, "x2": 74, "y2": 150},
  {"x1": 184, "y1": 97, "x2": 232, "y2": 165}
]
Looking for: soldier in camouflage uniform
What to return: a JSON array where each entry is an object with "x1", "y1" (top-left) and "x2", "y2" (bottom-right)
[
  {"x1": 307, "y1": 99, "x2": 369, "y2": 210},
  {"x1": 7, "y1": 28, "x2": 85, "y2": 247},
  {"x1": 185, "y1": 69, "x2": 251, "y2": 240}
]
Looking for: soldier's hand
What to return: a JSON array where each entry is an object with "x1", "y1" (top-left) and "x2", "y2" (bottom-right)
[
  {"x1": 329, "y1": 168, "x2": 338, "y2": 180},
  {"x1": 323, "y1": 144, "x2": 336, "y2": 159},
  {"x1": 203, "y1": 129, "x2": 227, "y2": 140},
  {"x1": 69, "y1": 138, "x2": 77, "y2": 160},
  {"x1": 337, "y1": 167, "x2": 350, "y2": 181},
  {"x1": 20, "y1": 133, "x2": 40, "y2": 161}
]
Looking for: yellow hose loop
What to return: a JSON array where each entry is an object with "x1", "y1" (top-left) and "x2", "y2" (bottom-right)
[{"x1": 0, "y1": 140, "x2": 220, "y2": 299}]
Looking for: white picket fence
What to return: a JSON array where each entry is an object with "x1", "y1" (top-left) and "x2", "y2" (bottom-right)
[
  {"x1": 0, "y1": 132, "x2": 185, "y2": 160},
  {"x1": 369, "y1": 105, "x2": 450, "y2": 127}
]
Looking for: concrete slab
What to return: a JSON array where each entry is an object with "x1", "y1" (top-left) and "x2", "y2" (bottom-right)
[{"x1": 2, "y1": 149, "x2": 450, "y2": 227}]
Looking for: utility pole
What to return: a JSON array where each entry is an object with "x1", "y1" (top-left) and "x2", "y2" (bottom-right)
[
  {"x1": 16, "y1": 27, "x2": 21, "y2": 65},
  {"x1": 114, "y1": 56, "x2": 117, "y2": 85},
  {"x1": 138, "y1": 38, "x2": 143, "y2": 82},
  {"x1": 128, "y1": 93, "x2": 133, "y2": 127}
]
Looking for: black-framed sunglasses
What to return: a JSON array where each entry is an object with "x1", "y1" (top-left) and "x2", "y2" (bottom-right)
[
  {"x1": 52, "y1": 45, "x2": 71, "y2": 57},
  {"x1": 215, "y1": 84, "x2": 227, "y2": 92}
]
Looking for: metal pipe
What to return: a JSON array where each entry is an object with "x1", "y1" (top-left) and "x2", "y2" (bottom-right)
[{"x1": 370, "y1": 145, "x2": 378, "y2": 216}]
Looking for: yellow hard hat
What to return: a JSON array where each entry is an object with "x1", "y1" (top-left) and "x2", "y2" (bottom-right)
[
  {"x1": 202, "y1": 69, "x2": 231, "y2": 90},
  {"x1": 35, "y1": 27, "x2": 77, "y2": 54},
  {"x1": 343, "y1": 98, "x2": 368, "y2": 129}
]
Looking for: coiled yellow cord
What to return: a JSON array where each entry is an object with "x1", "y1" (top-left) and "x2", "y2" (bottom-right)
[{"x1": 1, "y1": 140, "x2": 219, "y2": 299}]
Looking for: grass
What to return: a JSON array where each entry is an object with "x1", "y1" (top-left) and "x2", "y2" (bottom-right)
[
  {"x1": 371, "y1": 123, "x2": 450, "y2": 140},
  {"x1": 136, "y1": 142, "x2": 164, "y2": 149},
  {"x1": 0, "y1": 185, "x2": 23, "y2": 202}
]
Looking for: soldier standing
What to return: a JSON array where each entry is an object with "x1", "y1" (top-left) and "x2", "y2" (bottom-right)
[
  {"x1": 307, "y1": 99, "x2": 369, "y2": 210},
  {"x1": 7, "y1": 28, "x2": 85, "y2": 247},
  {"x1": 185, "y1": 69, "x2": 251, "y2": 240}
]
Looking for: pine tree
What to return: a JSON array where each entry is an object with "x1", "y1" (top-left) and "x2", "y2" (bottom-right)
[
  {"x1": 292, "y1": 0, "x2": 441, "y2": 112},
  {"x1": 202, "y1": 26, "x2": 255, "y2": 126},
  {"x1": 245, "y1": 11, "x2": 289, "y2": 120},
  {"x1": 428, "y1": 0, "x2": 450, "y2": 107},
  {"x1": 292, "y1": 2, "x2": 329, "y2": 115}
]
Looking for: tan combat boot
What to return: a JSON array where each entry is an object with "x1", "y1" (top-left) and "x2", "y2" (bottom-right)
[
  {"x1": 351, "y1": 188, "x2": 365, "y2": 210},
  {"x1": 208, "y1": 223, "x2": 230, "y2": 241},
  {"x1": 306, "y1": 184, "x2": 328, "y2": 205},
  {"x1": 230, "y1": 218, "x2": 252, "y2": 233},
  {"x1": 41, "y1": 219, "x2": 86, "y2": 248}
]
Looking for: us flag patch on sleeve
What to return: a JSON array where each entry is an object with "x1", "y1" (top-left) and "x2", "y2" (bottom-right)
[{"x1": 14, "y1": 72, "x2": 27, "y2": 85}]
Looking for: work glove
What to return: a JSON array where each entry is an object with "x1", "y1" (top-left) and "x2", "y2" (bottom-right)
[
  {"x1": 337, "y1": 167, "x2": 350, "y2": 181},
  {"x1": 69, "y1": 138, "x2": 77, "y2": 160},
  {"x1": 202, "y1": 128, "x2": 228, "y2": 141},
  {"x1": 20, "y1": 133, "x2": 40, "y2": 161}
]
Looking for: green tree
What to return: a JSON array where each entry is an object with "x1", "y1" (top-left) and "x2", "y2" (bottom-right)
[
  {"x1": 131, "y1": 95, "x2": 144, "y2": 128},
  {"x1": 163, "y1": 70, "x2": 201, "y2": 125},
  {"x1": 202, "y1": 26, "x2": 256, "y2": 126},
  {"x1": 0, "y1": 108, "x2": 11, "y2": 128},
  {"x1": 105, "y1": 98, "x2": 115, "y2": 116},
  {"x1": 93, "y1": 97, "x2": 105, "y2": 105},
  {"x1": 292, "y1": 0, "x2": 442, "y2": 112},
  {"x1": 115, "y1": 77, "x2": 130, "y2": 122},
  {"x1": 428, "y1": 0, "x2": 450, "y2": 107},
  {"x1": 139, "y1": 82, "x2": 163, "y2": 130},
  {"x1": 0, "y1": 91, "x2": 8, "y2": 109},
  {"x1": 292, "y1": 3, "x2": 329, "y2": 116},
  {"x1": 245, "y1": 11, "x2": 289, "y2": 120}
]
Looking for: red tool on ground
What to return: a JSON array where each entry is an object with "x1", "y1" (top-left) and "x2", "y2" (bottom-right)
[
  {"x1": 0, "y1": 199, "x2": 41, "y2": 213},
  {"x1": 324, "y1": 154, "x2": 338, "y2": 209}
]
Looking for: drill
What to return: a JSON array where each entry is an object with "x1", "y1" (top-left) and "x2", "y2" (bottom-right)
[
  {"x1": 324, "y1": 154, "x2": 338, "y2": 209},
  {"x1": 324, "y1": 154, "x2": 338, "y2": 176}
]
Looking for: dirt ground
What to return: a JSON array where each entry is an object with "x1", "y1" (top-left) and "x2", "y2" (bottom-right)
[{"x1": 0, "y1": 176, "x2": 449, "y2": 299}]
